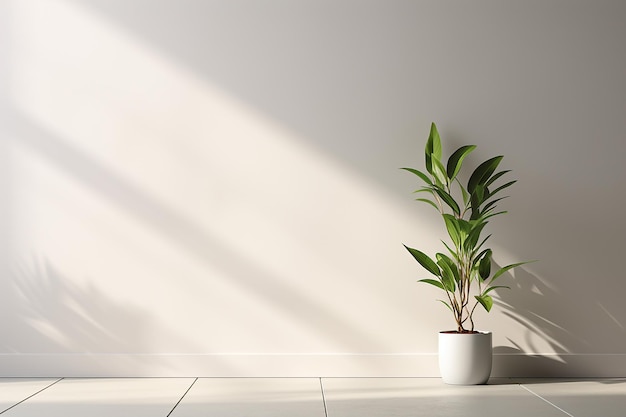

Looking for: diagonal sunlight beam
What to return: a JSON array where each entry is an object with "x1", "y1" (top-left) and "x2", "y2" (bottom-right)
[
  {"x1": 6, "y1": 111, "x2": 391, "y2": 353},
  {"x1": 6, "y1": 0, "x2": 440, "y2": 357}
]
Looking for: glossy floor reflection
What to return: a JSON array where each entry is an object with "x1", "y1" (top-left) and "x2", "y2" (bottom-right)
[{"x1": 0, "y1": 377, "x2": 623, "y2": 416}]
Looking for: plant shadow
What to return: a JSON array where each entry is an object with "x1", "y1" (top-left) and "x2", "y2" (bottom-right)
[
  {"x1": 490, "y1": 259, "x2": 626, "y2": 377},
  {"x1": 0, "y1": 256, "x2": 229, "y2": 376}
]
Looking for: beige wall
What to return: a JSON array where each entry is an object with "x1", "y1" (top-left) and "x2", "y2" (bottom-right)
[{"x1": 1, "y1": 0, "x2": 625, "y2": 376}]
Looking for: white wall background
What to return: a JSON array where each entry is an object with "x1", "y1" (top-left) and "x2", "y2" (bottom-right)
[{"x1": 1, "y1": 0, "x2": 625, "y2": 377}]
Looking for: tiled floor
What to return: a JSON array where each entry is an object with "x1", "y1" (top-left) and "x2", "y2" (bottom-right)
[{"x1": 0, "y1": 377, "x2": 624, "y2": 416}]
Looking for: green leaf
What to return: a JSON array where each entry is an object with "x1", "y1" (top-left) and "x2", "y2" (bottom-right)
[
  {"x1": 436, "y1": 253, "x2": 459, "y2": 283},
  {"x1": 436, "y1": 254, "x2": 456, "y2": 292},
  {"x1": 478, "y1": 210, "x2": 508, "y2": 222},
  {"x1": 456, "y1": 179, "x2": 470, "y2": 206},
  {"x1": 400, "y1": 167, "x2": 433, "y2": 186},
  {"x1": 442, "y1": 241, "x2": 460, "y2": 262},
  {"x1": 425, "y1": 123, "x2": 442, "y2": 175},
  {"x1": 486, "y1": 180, "x2": 517, "y2": 200},
  {"x1": 475, "y1": 294, "x2": 494, "y2": 312},
  {"x1": 404, "y1": 245, "x2": 441, "y2": 276},
  {"x1": 470, "y1": 184, "x2": 486, "y2": 220},
  {"x1": 413, "y1": 187, "x2": 434, "y2": 195},
  {"x1": 438, "y1": 299, "x2": 454, "y2": 312},
  {"x1": 442, "y1": 215, "x2": 461, "y2": 247},
  {"x1": 440, "y1": 269, "x2": 456, "y2": 292},
  {"x1": 416, "y1": 198, "x2": 440, "y2": 211},
  {"x1": 464, "y1": 221, "x2": 487, "y2": 252},
  {"x1": 482, "y1": 196, "x2": 508, "y2": 214},
  {"x1": 456, "y1": 218, "x2": 472, "y2": 243},
  {"x1": 478, "y1": 249, "x2": 492, "y2": 280},
  {"x1": 432, "y1": 158, "x2": 449, "y2": 187},
  {"x1": 484, "y1": 170, "x2": 510, "y2": 188},
  {"x1": 468, "y1": 156, "x2": 504, "y2": 195},
  {"x1": 471, "y1": 234, "x2": 492, "y2": 258},
  {"x1": 434, "y1": 188, "x2": 460, "y2": 216},
  {"x1": 492, "y1": 261, "x2": 534, "y2": 282},
  {"x1": 473, "y1": 248, "x2": 491, "y2": 267},
  {"x1": 446, "y1": 145, "x2": 476, "y2": 181},
  {"x1": 418, "y1": 278, "x2": 445, "y2": 290},
  {"x1": 483, "y1": 285, "x2": 510, "y2": 295}
]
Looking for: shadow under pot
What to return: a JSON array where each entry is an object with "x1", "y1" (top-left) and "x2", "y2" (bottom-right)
[{"x1": 438, "y1": 331, "x2": 492, "y2": 385}]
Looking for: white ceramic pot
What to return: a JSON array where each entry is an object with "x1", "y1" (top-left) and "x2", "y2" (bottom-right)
[{"x1": 438, "y1": 331, "x2": 492, "y2": 385}]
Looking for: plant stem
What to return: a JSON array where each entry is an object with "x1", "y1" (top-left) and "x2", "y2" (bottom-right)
[{"x1": 469, "y1": 303, "x2": 478, "y2": 331}]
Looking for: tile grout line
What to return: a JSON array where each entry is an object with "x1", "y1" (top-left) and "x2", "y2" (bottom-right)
[
  {"x1": 319, "y1": 378, "x2": 329, "y2": 417},
  {"x1": 166, "y1": 377, "x2": 198, "y2": 417},
  {"x1": 519, "y1": 384, "x2": 575, "y2": 417},
  {"x1": 0, "y1": 377, "x2": 64, "y2": 415}
]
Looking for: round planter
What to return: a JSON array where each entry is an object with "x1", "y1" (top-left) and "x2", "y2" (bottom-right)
[{"x1": 438, "y1": 331, "x2": 492, "y2": 385}]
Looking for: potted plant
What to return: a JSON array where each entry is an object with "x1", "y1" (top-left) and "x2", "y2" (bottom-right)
[{"x1": 402, "y1": 122, "x2": 528, "y2": 385}]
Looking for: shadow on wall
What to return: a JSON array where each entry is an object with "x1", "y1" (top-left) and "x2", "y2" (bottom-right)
[
  {"x1": 0, "y1": 257, "x2": 223, "y2": 376},
  {"x1": 71, "y1": 0, "x2": 626, "y2": 350},
  {"x1": 5, "y1": 112, "x2": 390, "y2": 357},
  {"x1": 68, "y1": 0, "x2": 433, "y2": 197},
  {"x1": 5, "y1": 258, "x2": 155, "y2": 354},
  {"x1": 492, "y1": 262, "x2": 626, "y2": 377},
  {"x1": 491, "y1": 264, "x2": 569, "y2": 377},
  {"x1": 8, "y1": 0, "x2": 626, "y2": 376}
]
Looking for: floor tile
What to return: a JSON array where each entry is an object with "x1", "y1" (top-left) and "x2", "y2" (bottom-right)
[
  {"x1": 322, "y1": 378, "x2": 570, "y2": 417},
  {"x1": 0, "y1": 378, "x2": 60, "y2": 413},
  {"x1": 517, "y1": 378, "x2": 626, "y2": 417},
  {"x1": 0, "y1": 378, "x2": 193, "y2": 417},
  {"x1": 169, "y1": 378, "x2": 326, "y2": 417}
]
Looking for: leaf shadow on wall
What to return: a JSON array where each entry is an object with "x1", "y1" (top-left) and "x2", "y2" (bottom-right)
[
  {"x1": 17, "y1": 0, "x2": 626, "y2": 372},
  {"x1": 491, "y1": 262, "x2": 626, "y2": 377},
  {"x1": 6, "y1": 112, "x2": 390, "y2": 357},
  {"x1": 0, "y1": 257, "x2": 219, "y2": 375}
]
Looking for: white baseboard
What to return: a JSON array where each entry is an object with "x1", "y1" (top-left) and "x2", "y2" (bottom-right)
[{"x1": 0, "y1": 353, "x2": 624, "y2": 377}]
